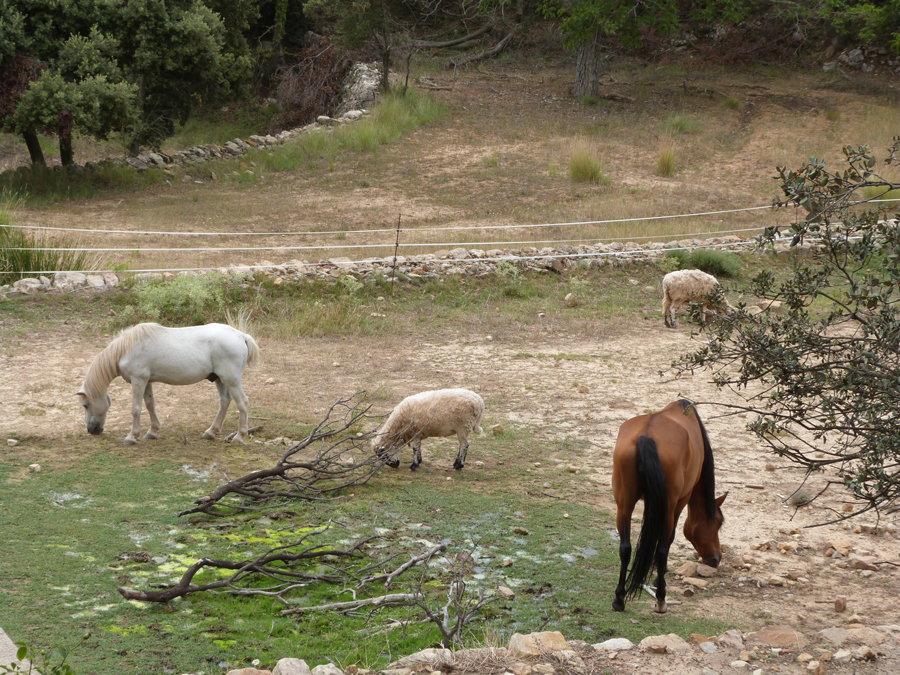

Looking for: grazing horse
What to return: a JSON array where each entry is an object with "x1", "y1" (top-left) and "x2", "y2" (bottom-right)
[
  {"x1": 76, "y1": 322, "x2": 261, "y2": 445},
  {"x1": 611, "y1": 399, "x2": 727, "y2": 613}
]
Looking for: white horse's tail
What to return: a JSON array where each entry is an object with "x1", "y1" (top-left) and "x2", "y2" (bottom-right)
[
  {"x1": 225, "y1": 308, "x2": 261, "y2": 367},
  {"x1": 244, "y1": 333, "x2": 261, "y2": 368}
]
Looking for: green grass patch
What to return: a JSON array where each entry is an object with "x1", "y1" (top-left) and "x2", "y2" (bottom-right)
[
  {"x1": 0, "y1": 436, "x2": 731, "y2": 675},
  {"x1": 661, "y1": 248, "x2": 742, "y2": 279}
]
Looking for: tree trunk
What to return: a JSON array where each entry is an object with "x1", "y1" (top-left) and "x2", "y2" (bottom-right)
[
  {"x1": 22, "y1": 129, "x2": 46, "y2": 166},
  {"x1": 574, "y1": 31, "x2": 603, "y2": 99},
  {"x1": 59, "y1": 134, "x2": 74, "y2": 166},
  {"x1": 129, "y1": 74, "x2": 146, "y2": 156}
]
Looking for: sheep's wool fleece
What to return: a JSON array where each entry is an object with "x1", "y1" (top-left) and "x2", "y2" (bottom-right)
[{"x1": 377, "y1": 389, "x2": 485, "y2": 442}]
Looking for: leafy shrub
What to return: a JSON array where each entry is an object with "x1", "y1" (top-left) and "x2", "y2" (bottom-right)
[
  {"x1": 663, "y1": 248, "x2": 690, "y2": 270},
  {"x1": 689, "y1": 249, "x2": 742, "y2": 278},
  {"x1": 120, "y1": 273, "x2": 245, "y2": 326}
]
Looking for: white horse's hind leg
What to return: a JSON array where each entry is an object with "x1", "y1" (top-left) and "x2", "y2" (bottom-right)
[
  {"x1": 202, "y1": 379, "x2": 231, "y2": 440},
  {"x1": 142, "y1": 383, "x2": 161, "y2": 439},
  {"x1": 228, "y1": 383, "x2": 251, "y2": 444},
  {"x1": 125, "y1": 379, "x2": 147, "y2": 445}
]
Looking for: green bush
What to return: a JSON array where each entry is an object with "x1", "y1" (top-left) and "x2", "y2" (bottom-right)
[
  {"x1": 689, "y1": 248, "x2": 742, "y2": 278},
  {"x1": 663, "y1": 248, "x2": 690, "y2": 270},
  {"x1": 120, "y1": 273, "x2": 246, "y2": 325}
]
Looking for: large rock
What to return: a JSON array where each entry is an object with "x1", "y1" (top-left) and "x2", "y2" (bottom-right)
[
  {"x1": 639, "y1": 634, "x2": 692, "y2": 654},
  {"x1": 272, "y1": 658, "x2": 311, "y2": 675},
  {"x1": 746, "y1": 625, "x2": 806, "y2": 649},
  {"x1": 718, "y1": 629, "x2": 744, "y2": 650},
  {"x1": 388, "y1": 647, "x2": 452, "y2": 669},
  {"x1": 593, "y1": 638, "x2": 634, "y2": 652},
  {"x1": 225, "y1": 669, "x2": 272, "y2": 675},
  {"x1": 507, "y1": 631, "x2": 569, "y2": 657},
  {"x1": 12, "y1": 278, "x2": 42, "y2": 293},
  {"x1": 53, "y1": 271, "x2": 87, "y2": 291},
  {"x1": 310, "y1": 665, "x2": 342, "y2": 675}
]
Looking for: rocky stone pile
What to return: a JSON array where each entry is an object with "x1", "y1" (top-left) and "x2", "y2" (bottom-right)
[
  {"x1": 2, "y1": 234, "x2": 777, "y2": 299},
  {"x1": 204, "y1": 623, "x2": 898, "y2": 675}
]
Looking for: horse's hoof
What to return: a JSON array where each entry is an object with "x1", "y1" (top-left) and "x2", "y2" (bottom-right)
[
  {"x1": 654, "y1": 601, "x2": 668, "y2": 614},
  {"x1": 201, "y1": 431, "x2": 215, "y2": 440},
  {"x1": 453, "y1": 461, "x2": 464, "y2": 471},
  {"x1": 123, "y1": 438, "x2": 137, "y2": 446},
  {"x1": 612, "y1": 599, "x2": 625, "y2": 612},
  {"x1": 143, "y1": 432, "x2": 158, "y2": 440},
  {"x1": 230, "y1": 435, "x2": 246, "y2": 444}
]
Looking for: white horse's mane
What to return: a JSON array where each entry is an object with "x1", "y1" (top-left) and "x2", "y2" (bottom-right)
[{"x1": 82, "y1": 323, "x2": 163, "y2": 401}]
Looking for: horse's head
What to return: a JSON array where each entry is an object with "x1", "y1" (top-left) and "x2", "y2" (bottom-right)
[
  {"x1": 76, "y1": 388, "x2": 110, "y2": 435},
  {"x1": 684, "y1": 491, "x2": 727, "y2": 567}
]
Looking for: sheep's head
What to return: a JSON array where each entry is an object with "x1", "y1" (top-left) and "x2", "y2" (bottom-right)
[{"x1": 372, "y1": 436, "x2": 401, "y2": 468}]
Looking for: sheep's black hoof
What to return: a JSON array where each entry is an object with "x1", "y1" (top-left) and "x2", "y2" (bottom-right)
[
  {"x1": 409, "y1": 462, "x2": 419, "y2": 471},
  {"x1": 453, "y1": 460, "x2": 464, "y2": 471},
  {"x1": 388, "y1": 459, "x2": 400, "y2": 469}
]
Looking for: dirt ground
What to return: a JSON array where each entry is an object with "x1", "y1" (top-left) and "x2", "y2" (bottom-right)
[{"x1": 1, "y1": 311, "x2": 897, "y2": 674}]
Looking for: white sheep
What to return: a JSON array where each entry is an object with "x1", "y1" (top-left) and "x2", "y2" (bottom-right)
[
  {"x1": 373, "y1": 389, "x2": 485, "y2": 471},
  {"x1": 662, "y1": 269, "x2": 736, "y2": 328}
]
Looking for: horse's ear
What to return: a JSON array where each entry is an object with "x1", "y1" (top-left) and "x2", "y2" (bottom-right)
[
  {"x1": 76, "y1": 390, "x2": 87, "y2": 401},
  {"x1": 716, "y1": 491, "x2": 729, "y2": 506}
]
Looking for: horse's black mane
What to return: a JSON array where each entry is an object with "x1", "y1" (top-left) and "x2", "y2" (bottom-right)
[{"x1": 678, "y1": 399, "x2": 719, "y2": 523}]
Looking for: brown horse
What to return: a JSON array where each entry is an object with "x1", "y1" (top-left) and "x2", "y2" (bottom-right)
[{"x1": 611, "y1": 399, "x2": 727, "y2": 613}]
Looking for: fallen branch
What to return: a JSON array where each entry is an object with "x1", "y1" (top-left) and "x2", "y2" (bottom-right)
[
  {"x1": 410, "y1": 24, "x2": 493, "y2": 49},
  {"x1": 280, "y1": 593, "x2": 421, "y2": 616},
  {"x1": 448, "y1": 29, "x2": 516, "y2": 69},
  {"x1": 179, "y1": 393, "x2": 387, "y2": 517}
]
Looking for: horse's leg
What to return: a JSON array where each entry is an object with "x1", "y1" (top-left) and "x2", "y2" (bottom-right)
[
  {"x1": 612, "y1": 509, "x2": 633, "y2": 612},
  {"x1": 202, "y1": 379, "x2": 231, "y2": 440},
  {"x1": 453, "y1": 432, "x2": 468, "y2": 470},
  {"x1": 410, "y1": 440, "x2": 421, "y2": 471},
  {"x1": 125, "y1": 379, "x2": 147, "y2": 445},
  {"x1": 142, "y1": 382, "x2": 161, "y2": 440},
  {"x1": 653, "y1": 508, "x2": 683, "y2": 614},
  {"x1": 225, "y1": 381, "x2": 251, "y2": 444}
]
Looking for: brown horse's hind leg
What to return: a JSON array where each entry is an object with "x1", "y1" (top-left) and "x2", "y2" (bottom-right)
[
  {"x1": 612, "y1": 511, "x2": 632, "y2": 612},
  {"x1": 653, "y1": 509, "x2": 682, "y2": 613}
]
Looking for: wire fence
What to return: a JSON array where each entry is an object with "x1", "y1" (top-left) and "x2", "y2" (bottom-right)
[{"x1": 1, "y1": 202, "x2": 796, "y2": 276}]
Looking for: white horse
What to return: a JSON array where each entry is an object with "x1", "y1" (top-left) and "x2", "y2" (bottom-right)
[{"x1": 76, "y1": 322, "x2": 261, "y2": 445}]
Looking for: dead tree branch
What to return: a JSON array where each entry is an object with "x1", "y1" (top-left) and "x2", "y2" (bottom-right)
[
  {"x1": 448, "y1": 29, "x2": 516, "y2": 68},
  {"x1": 280, "y1": 593, "x2": 421, "y2": 616},
  {"x1": 409, "y1": 24, "x2": 493, "y2": 49},
  {"x1": 117, "y1": 522, "x2": 378, "y2": 605},
  {"x1": 179, "y1": 392, "x2": 387, "y2": 517}
]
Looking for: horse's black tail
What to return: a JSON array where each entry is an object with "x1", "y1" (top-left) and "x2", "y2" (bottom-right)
[{"x1": 624, "y1": 435, "x2": 668, "y2": 599}]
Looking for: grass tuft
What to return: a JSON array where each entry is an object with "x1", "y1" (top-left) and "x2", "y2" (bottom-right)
[
  {"x1": 665, "y1": 113, "x2": 700, "y2": 134},
  {"x1": 656, "y1": 144, "x2": 677, "y2": 177},
  {"x1": 689, "y1": 249, "x2": 742, "y2": 278},
  {"x1": 568, "y1": 138, "x2": 607, "y2": 184}
]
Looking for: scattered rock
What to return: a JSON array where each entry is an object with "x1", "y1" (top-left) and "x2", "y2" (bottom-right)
[
  {"x1": 832, "y1": 649, "x2": 852, "y2": 663},
  {"x1": 746, "y1": 625, "x2": 807, "y2": 649},
  {"x1": 507, "y1": 632, "x2": 568, "y2": 657},
  {"x1": 28, "y1": 463, "x2": 41, "y2": 472},
  {"x1": 675, "y1": 561, "x2": 699, "y2": 577},
  {"x1": 7, "y1": 439, "x2": 19, "y2": 447},
  {"x1": 593, "y1": 638, "x2": 634, "y2": 652},
  {"x1": 683, "y1": 577, "x2": 709, "y2": 590},
  {"x1": 492, "y1": 423, "x2": 505, "y2": 435},
  {"x1": 857, "y1": 645, "x2": 877, "y2": 661},
  {"x1": 696, "y1": 563, "x2": 718, "y2": 577},
  {"x1": 272, "y1": 658, "x2": 311, "y2": 675},
  {"x1": 497, "y1": 586, "x2": 515, "y2": 600},
  {"x1": 389, "y1": 648, "x2": 452, "y2": 670},
  {"x1": 699, "y1": 641, "x2": 717, "y2": 654},
  {"x1": 512, "y1": 527, "x2": 529, "y2": 536},
  {"x1": 310, "y1": 665, "x2": 342, "y2": 675},
  {"x1": 835, "y1": 596, "x2": 847, "y2": 613},
  {"x1": 718, "y1": 630, "x2": 744, "y2": 650},
  {"x1": 226, "y1": 669, "x2": 272, "y2": 675},
  {"x1": 638, "y1": 634, "x2": 691, "y2": 654}
]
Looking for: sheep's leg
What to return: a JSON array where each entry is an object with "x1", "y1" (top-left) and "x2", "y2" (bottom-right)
[
  {"x1": 453, "y1": 433, "x2": 468, "y2": 471},
  {"x1": 663, "y1": 296, "x2": 675, "y2": 328},
  {"x1": 409, "y1": 440, "x2": 422, "y2": 471}
]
